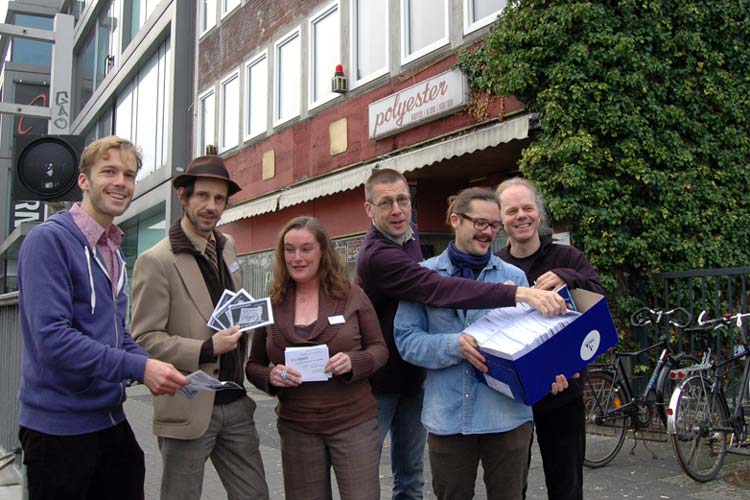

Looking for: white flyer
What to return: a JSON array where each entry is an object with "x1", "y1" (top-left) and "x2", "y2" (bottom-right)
[
  {"x1": 284, "y1": 345, "x2": 332, "y2": 382},
  {"x1": 178, "y1": 370, "x2": 244, "y2": 399}
]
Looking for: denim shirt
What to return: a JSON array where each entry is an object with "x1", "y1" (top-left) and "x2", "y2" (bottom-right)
[{"x1": 394, "y1": 250, "x2": 533, "y2": 436}]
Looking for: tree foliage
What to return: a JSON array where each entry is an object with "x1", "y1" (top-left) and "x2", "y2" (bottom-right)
[{"x1": 459, "y1": 0, "x2": 750, "y2": 320}]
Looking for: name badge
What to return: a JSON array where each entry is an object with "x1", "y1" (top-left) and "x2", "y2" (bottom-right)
[
  {"x1": 328, "y1": 315, "x2": 345, "y2": 325},
  {"x1": 228, "y1": 261, "x2": 240, "y2": 272}
]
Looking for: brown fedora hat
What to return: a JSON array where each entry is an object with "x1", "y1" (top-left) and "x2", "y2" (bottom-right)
[{"x1": 172, "y1": 155, "x2": 242, "y2": 196}]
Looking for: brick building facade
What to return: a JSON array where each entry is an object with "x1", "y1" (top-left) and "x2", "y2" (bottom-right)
[{"x1": 195, "y1": 0, "x2": 534, "y2": 295}]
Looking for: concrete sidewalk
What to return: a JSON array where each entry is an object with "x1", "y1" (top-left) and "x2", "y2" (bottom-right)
[
  {"x1": 125, "y1": 384, "x2": 750, "y2": 499},
  {"x1": 3, "y1": 384, "x2": 749, "y2": 499}
]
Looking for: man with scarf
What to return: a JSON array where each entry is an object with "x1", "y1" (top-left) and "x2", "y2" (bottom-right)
[
  {"x1": 394, "y1": 187, "x2": 569, "y2": 500},
  {"x1": 131, "y1": 156, "x2": 269, "y2": 500},
  {"x1": 357, "y1": 169, "x2": 566, "y2": 500}
]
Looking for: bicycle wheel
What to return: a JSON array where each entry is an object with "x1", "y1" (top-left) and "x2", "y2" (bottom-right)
[
  {"x1": 583, "y1": 370, "x2": 629, "y2": 468},
  {"x1": 655, "y1": 354, "x2": 700, "y2": 427},
  {"x1": 669, "y1": 375, "x2": 729, "y2": 482}
]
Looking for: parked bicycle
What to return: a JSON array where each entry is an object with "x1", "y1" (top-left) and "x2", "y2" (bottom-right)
[
  {"x1": 583, "y1": 307, "x2": 696, "y2": 468},
  {"x1": 666, "y1": 310, "x2": 750, "y2": 482}
]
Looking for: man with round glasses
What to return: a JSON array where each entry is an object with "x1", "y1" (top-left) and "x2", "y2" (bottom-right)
[{"x1": 356, "y1": 169, "x2": 566, "y2": 500}]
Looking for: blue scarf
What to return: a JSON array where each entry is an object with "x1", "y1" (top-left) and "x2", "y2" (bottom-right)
[{"x1": 447, "y1": 241, "x2": 491, "y2": 280}]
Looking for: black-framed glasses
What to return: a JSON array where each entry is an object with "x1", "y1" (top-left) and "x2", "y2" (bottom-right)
[
  {"x1": 458, "y1": 213, "x2": 502, "y2": 232},
  {"x1": 370, "y1": 195, "x2": 412, "y2": 210}
]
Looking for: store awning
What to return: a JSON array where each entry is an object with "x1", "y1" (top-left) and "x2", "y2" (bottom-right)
[
  {"x1": 220, "y1": 193, "x2": 280, "y2": 225},
  {"x1": 219, "y1": 113, "x2": 533, "y2": 226}
]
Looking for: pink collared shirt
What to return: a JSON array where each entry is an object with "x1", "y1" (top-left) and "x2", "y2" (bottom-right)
[{"x1": 70, "y1": 203, "x2": 124, "y2": 292}]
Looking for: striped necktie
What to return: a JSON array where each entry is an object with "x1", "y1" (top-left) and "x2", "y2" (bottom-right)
[{"x1": 205, "y1": 238, "x2": 220, "y2": 276}]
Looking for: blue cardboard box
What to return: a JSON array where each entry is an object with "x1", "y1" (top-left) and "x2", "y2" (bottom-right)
[{"x1": 477, "y1": 289, "x2": 618, "y2": 405}]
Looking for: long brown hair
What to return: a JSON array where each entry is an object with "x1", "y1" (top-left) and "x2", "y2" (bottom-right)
[{"x1": 268, "y1": 216, "x2": 351, "y2": 304}]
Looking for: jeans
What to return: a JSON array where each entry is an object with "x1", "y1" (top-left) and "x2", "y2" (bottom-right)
[{"x1": 376, "y1": 390, "x2": 426, "y2": 500}]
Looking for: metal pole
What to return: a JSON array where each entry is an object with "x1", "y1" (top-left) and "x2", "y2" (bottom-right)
[{"x1": 48, "y1": 13, "x2": 74, "y2": 135}]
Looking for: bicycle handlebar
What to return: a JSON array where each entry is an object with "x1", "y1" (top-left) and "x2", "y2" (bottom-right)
[
  {"x1": 697, "y1": 310, "x2": 750, "y2": 329},
  {"x1": 630, "y1": 307, "x2": 692, "y2": 328}
]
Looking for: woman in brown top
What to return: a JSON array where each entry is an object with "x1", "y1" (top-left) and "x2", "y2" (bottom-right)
[{"x1": 246, "y1": 216, "x2": 388, "y2": 500}]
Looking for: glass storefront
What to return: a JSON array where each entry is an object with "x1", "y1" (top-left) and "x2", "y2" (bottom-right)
[{"x1": 120, "y1": 203, "x2": 166, "y2": 289}]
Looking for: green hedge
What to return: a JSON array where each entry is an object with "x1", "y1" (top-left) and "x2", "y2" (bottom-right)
[{"x1": 459, "y1": 0, "x2": 750, "y2": 325}]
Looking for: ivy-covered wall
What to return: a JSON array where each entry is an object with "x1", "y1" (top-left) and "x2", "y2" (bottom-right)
[{"x1": 459, "y1": 0, "x2": 750, "y2": 322}]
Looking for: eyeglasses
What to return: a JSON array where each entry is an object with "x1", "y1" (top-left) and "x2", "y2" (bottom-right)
[
  {"x1": 370, "y1": 195, "x2": 412, "y2": 210},
  {"x1": 458, "y1": 213, "x2": 502, "y2": 232}
]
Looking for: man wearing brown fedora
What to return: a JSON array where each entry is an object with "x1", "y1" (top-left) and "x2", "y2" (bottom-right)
[{"x1": 131, "y1": 155, "x2": 269, "y2": 500}]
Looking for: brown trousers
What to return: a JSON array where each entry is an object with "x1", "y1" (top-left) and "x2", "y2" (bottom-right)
[
  {"x1": 278, "y1": 417, "x2": 380, "y2": 500},
  {"x1": 428, "y1": 421, "x2": 533, "y2": 500}
]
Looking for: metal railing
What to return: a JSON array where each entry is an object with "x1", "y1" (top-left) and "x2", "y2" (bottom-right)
[
  {"x1": 652, "y1": 267, "x2": 750, "y2": 358},
  {"x1": 653, "y1": 267, "x2": 749, "y2": 316},
  {"x1": 0, "y1": 292, "x2": 21, "y2": 454},
  {"x1": 649, "y1": 268, "x2": 750, "y2": 408}
]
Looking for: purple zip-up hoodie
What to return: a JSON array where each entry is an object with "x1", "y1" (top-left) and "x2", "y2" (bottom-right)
[{"x1": 17, "y1": 211, "x2": 149, "y2": 435}]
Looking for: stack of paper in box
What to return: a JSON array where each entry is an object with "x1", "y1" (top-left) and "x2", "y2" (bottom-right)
[
  {"x1": 465, "y1": 287, "x2": 619, "y2": 405},
  {"x1": 466, "y1": 304, "x2": 580, "y2": 361}
]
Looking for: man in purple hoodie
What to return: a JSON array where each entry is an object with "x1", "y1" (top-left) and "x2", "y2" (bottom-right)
[
  {"x1": 356, "y1": 169, "x2": 566, "y2": 500},
  {"x1": 17, "y1": 136, "x2": 188, "y2": 500}
]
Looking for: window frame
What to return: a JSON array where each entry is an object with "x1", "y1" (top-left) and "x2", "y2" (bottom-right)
[
  {"x1": 400, "y1": 0, "x2": 450, "y2": 65},
  {"x1": 273, "y1": 26, "x2": 302, "y2": 127},
  {"x1": 463, "y1": 0, "x2": 505, "y2": 35},
  {"x1": 308, "y1": 0, "x2": 340, "y2": 109},
  {"x1": 221, "y1": 0, "x2": 240, "y2": 19},
  {"x1": 200, "y1": 0, "x2": 218, "y2": 37},
  {"x1": 244, "y1": 49, "x2": 269, "y2": 142},
  {"x1": 349, "y1": 0, "x2": 389, "y2": 89},
  {"x1": 218, "y1": 68, "x2": 241, "y2": 153},
  {"x1": 197, "y1": 86, "x2": 216, "y2": 157}
]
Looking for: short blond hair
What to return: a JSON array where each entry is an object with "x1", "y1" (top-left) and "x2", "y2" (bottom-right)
[{"x1": 79, "y1": 136, "x2": 143, "y2": 176}]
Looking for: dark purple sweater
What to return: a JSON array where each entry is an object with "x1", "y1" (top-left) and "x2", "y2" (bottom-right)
[
  {"x1": 356, "y1": 224, "x2": 518, "y2": 395},
  {"x1": 497, "y1": 235, "x2": 605, "y2": 412}
]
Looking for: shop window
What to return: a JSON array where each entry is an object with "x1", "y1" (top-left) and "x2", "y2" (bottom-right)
[
  {"x1": 74, "y1": 0, "x2": 118, "y2": 114},
  {"x1": 121, "y1": 204, "x2": 166, "y2": 309},
  {"x1": 113, "y1": 39, "x2": 171, "y2": 180},
  {"x1": 76, "y1": 30, "x2": 96, "y2": 113},
  {"x1": 123, "y1": 0, "x2": 160, "y2": 49},
  {"x1": 66, "y1": 1, "x2": 89, "y2": 24},
  {"x1": 115, "y1": 82, "x2": 133, "y2": 146}
]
